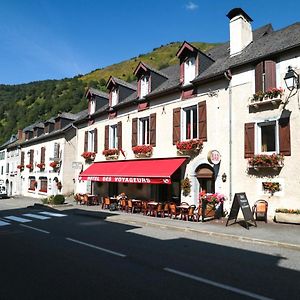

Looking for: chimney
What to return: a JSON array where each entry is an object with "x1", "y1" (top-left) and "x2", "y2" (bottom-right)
[
  {"x1": 227, "y1": 8, "x2": 253, "y2": 56},
  {"x1": 17, "y1": 129, "x2": 24, "y2": 141}
]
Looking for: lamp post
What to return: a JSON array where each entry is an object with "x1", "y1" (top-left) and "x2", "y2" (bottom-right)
[{"x1": 284, "y1": 66, "x2": 299, "y2": 91}]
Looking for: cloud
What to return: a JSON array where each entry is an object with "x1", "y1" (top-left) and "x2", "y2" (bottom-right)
[{"x1": 185, "y1": 1, "x2": 198, "y2": 11}]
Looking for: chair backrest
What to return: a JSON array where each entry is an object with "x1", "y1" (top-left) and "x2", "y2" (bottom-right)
[
  {"x1": 104, "y1": 197, "x2": 111, "y2": 205},
  {"x1": 127, "y1": 199, "x2": 133, "y2": 208},
  {"x1": 196, "y1": 205, "x2": 202, "y2": 216},
  {"x1": 254, "y1": 200, "x2": 268, "y2": 213},
  {"x1": 169, "y1": 203, "x2": 177, "y2": 213},
  {"x1": 163, "y1": 202, "x2": 170, "y2": 211},
  {"x1": 83, "y1": 194, "x2": 88, "y2": 202},
  {"x1": 188, "y1": 205, "x2": 196, "y2": 216},
  {"x1": 157, "y1": 203, "x2": 163, "y2": 211}
]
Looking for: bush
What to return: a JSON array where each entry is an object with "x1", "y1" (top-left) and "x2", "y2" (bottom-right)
[{"x1": 52, "y1": 195, "x2": 65, "y2": 205}]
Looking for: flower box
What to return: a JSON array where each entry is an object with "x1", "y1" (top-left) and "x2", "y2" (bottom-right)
[
  {"x1": 249, "y1": 88, "x2": 283, "y2": 108},
  {"x1": 132, "y1": 145, "x2": 153, "y2": 158},
  {"x1": 248, "y1": 154, "x2": 284, "y2": 170},
  {"x1": 81, "y1": 151, "x2": 96, "y2": 161},
  {"x1": 17, "y1": 165, "x2": 24, "y2": 171},
  {"x1": 49, "y1": 161, "x2": 60, "y2": 169},
  {"x1": 176, "y1": 139, "x2": 203, "y2": 155},
  {"x1": 26, "y1": 164, "x2": 33, "y2": 171},
  {"x1": 262, "y1": 182, "x2": 280, "y2": 195},
  {"x1": 36, "y1": 163, "x2": 45, "y2": 170},
  {"x1": 102, "y1": 149, "x2": 119, "y2": 160},
  {"x1": 275, "y1": 209, "x2": 300, "y2": 224}
]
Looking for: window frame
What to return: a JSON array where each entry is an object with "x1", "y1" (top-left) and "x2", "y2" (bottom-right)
[
  {"x1": 181, "y1": 105, "x2": 198, "y2": 141},
  {"x1": 140, "y1": 75, "x2": 149, "y2": 98},
  {"x1": 256, "y1": 120, "x2": 279, "y2": 154},
  {"x1": 138, "y1": 117, "x2": 150, "y2": 145},
  {"x1": 90, "y1": 98, "x2": 96, "y2": 114},
  {"x1": 109, "y1": 124, "x2": 118, "y2": 149},
  {"x1": 184, "y1": 56, "x2": 196, "y2": 85},
  {"x1": 87, "y1": 130, "x2": 95, "y2": 152},
  {"x1": 111, "y1": 87, "x2": 119, "y2": 106}
]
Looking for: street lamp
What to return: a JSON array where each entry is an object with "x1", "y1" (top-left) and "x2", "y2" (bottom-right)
[{"x1": 284, "y1": 66, "x2": 299, "y2": 91}]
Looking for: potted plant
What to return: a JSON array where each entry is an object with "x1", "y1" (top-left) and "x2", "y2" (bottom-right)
[
  {"x1": 275, "y1": 208, "x2": 300, "y2": 224},
  {"x1": 81, "y1": 151, "x2": 96, "y2": 162},
  {"x1": 49, "y1": 161, "x2": 60, "y2": 170},
  {"x1": 132, "y1": 145, "x2": 153, "y2": 158},
  {"x1": 36, "y1": 163, "x2": 45, "y2": 170},
  {"x1": 262, "y1": 181, "x2": 280, "y2": 195},
  {"x1": 248, "y1": 153, "x2": 284, "y2": 169},
  {"x1": 251, "y1": 87, "x2": 284, "y2": 103},
  {"x1": 26, "y1": 163, "x2": 33, "y2": 171},
  {"x1": 102, "y1": 148, "x2": 119, "y2": 160},
  {"x1": 181, "y1": 177, "x2": 191, "y2": 196},
  {"x1": 199, "y1": 191, "x2": 225, "y2": 219},
  {"x1": 176, "y1": 139, "x2": 203, "y2": 155},
  {"x1": 17, "y1": 164, "x2": 24, "y2": 171}
]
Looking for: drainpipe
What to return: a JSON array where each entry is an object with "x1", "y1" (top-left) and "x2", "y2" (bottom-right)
[{"x1": 224, "y1": 70, "x2": 233, "y2": 202}]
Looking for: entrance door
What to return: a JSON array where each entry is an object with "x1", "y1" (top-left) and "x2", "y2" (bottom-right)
[{"x1": 196, "y1": 164, "x2": 215, "y2": 193}]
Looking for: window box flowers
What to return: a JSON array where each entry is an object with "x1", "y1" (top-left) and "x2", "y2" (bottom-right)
[
  {"x1": 81, "y1": 151, "x2": 96, "y2": 162},
  {"x1": 132, "y1": 145, "x2": 153, "y2": 158},
  {"x1": 36, "y1": 163, "x2": 45, "y2": 170},
  {"x1": 250, "y1": 87, "x2": 283, "y2": 108},
  {"x1": 17, "y1": 164, "x2": 24, "y2": 171},
  {"x1": 275, "y1": 208, "x2": 300, "y2": 224},
  {"x1": 176, "y1": 139, "x2": 203, "y2": 155},
  {"x1": 26, "y1": 163, "x2": 33, "y2": 171},
  {"x1": 262, "y1": 181, "x2": 280, "y2": 195},
  {"x1": 248, "y1": 153, "x2": 284, "y2": 170},
  {"x1": 49, "y1": 161, "x2": 60, "y2": 170},
  {"x1": 102, "y1": 148, "x2": 119, "y2": 160}
]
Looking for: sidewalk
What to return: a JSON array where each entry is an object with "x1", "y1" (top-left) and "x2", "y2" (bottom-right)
[{"x1": 2, "y1": 195, "x2": 300, "y2": 251}]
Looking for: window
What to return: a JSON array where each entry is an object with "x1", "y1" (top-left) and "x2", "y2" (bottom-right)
[
  {"x1": 139, "y1": 117, "x2": 150, "y2": 145},
  {"x1": 39, "y1": 177, "x2": 48, "y2": 193},
  {"x1": 255, "y1": 60, "x2": 276, "y2": 93},
  {"x1": 29, "y1": 177, "x2": 36, "y2": 191},
  {"x1": 111, "y1": 88, "x2": 118, "y2": 106},
  {"x1": 182, "y1": 106, "x2": 197, "y2": 140},
  {"x1": 140, "y1": 76, "x2": 149, "y2": 98},
  {"x1": 184, "y1": 57, "x2": 196, "y2": 85},
  {"x1": 0, "y1": 151, "x2": 4, "y2": 160},
  {"x1": 109, "y1": 125, "x2": 118, "y2": 149},
  {"x1": 90, "y1": 98, "x2": 96, "y2": 114},
  {"x1": 257, "y1": 121, "x2": 278, "y2": 154},
  {"x1": 53, "y1": 143, "x2": 60, "y2": 159},
  {"x1": 88, "y1": 131, "x2": 95, "y2": 152}
]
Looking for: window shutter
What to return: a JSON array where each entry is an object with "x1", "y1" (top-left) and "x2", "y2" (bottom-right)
[
  {"x1": 180, "y1": 61, "x2": 184, "y2": 83},
  {"x1": 150, "y1": 113, "x2": 156, "y2": 147},
  {"x1": 265, "y1": 60, "x2": 276, "y2": 90},
  {"x1": 41, "y1": 147, "x2": 45, "y2": 164},
  {"x1": 132, "y1": 118, "x2": 138, "y2": 147},
  {"x1": 104, "y1": 125, "x2": 109, "y2": 150},
  {"x1": 117, "y1": 121, "x2": 122, "y2": 149},
  {"x1": 30, "y1": 149, "x2": 34, "y2": 164},
  {"x1": 94, "y1": 128, "x2": 98, "y2": 153},
  {"x1": 84, "y1": 131, "x2": 88, "y2": 152},
  {"x1": 279, "y1": 117, "x2": 291, "y2": 156},
  {"x1": 198, "y1": 101, "x2": 207, "y2": 141},
  {"x1": 137, "y1": 79, "x2": 141, "y2": 98},
  {"x1": 173, "y1": 108, "x2": 181, "y2": 145},
  {"x1": 21, "y1": 151, "x2": 25, "y2": 165},
  {"x1": 244, "y1": 123, "x2": 255, "y2": 158},
  {"x1": 255, "y1": 62, "x2": 264, "y2": 93}
]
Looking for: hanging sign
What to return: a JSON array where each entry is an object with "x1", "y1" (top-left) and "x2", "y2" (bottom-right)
[{"x1": 207, "y1": 150, "x2": 221, "y2": 165}]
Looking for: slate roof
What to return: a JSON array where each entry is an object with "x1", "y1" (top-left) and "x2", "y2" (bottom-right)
[
  {"x1": 108, "y1": 77, "x2": 137, "y2": 90},
  {"x1": 86, "y1": 87, "x2": 109, "y2": 99},
  {"x1": 135, "y1": 62, "x2": 169, "y2": 78}
]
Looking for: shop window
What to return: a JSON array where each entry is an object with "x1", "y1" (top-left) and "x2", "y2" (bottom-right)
[
  {"x1": 39, "y1": 177, "x2": 48, "y2": 193},
  {"x1": 138, "y1": 117, "x2": 150, "y2": 145},
  {"x1": 184, "y1": 57, "x2": 196, "y2": 85},
  {"x1": 109, "y1": 125, "x2": 118, "y2": 149},
  {"x1": 182, "y1": 105, "x2": 197, "y2": 140},
  {"x1": 257, "y1": 121, "x2": 278, "y2": 154}
]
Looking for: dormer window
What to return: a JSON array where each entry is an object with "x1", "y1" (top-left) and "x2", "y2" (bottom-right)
[
  {"x1": 140, "y1": 76, "x2": 149, "y2": 98},
  {"x1": 90, "y1": 98, "x2": 96, "y2": 114},
  {"x1": 184, "y1": 57, "x2": 196, "y2": 85},
  {"x1": 111, "y1": 88, "x2": 118, "y2": 106}
]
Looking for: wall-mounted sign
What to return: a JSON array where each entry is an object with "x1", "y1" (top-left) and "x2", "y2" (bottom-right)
[
  {"x1": 207, "y1": 150, "x2": 221, "y2": 165},
  {"x1": 72, "y1": 162, "x2": 83, "y2": 169}
]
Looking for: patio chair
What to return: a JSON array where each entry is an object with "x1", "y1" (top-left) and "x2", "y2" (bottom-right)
[
  {"x1": 141, "y1": 200, "x2": 149, "y2": 215},
  {"x1": 155, "y1": 203, "x2": 164, "y2": 217},
  {"x1": 187, "y1": 205, "x2": 196, "y2": 221},
  {"x1": 163, "y1": 202, "x2": 170, "y2": 217},
  {"x1": 169, "y1": 203, "x2": 180, "y2": 219},
  {"x1": 193, "y1": 205, "x2": 202, "y2": 222},
  {"x1": 127, "y1": 199, "x2": 133, "y2": 213},
  {"x1": 252, "y1": 200, "x2": 268, "y2": 223}
]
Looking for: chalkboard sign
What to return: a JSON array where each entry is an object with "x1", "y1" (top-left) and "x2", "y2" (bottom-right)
[{"x1": 226, "y1": 193, "x2": 257, "y2": 229}]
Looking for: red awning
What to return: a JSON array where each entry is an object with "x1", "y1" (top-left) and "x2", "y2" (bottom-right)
[{"x1": 79, "y1": 157, "x2": 186, "y2": 185}]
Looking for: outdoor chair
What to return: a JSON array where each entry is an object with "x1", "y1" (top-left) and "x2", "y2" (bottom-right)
[
  {"x1": 126, "y1": 199, "x2": 133, "y2": 213},
  {"x1": 163, "y1": 202, "x2": 170, "y2": 217},
  {"x1": 187, "y1": 205, "x2": 196, "y2": 221},
  {"x1": 169, "y1": 203, "x2": 180, "y2": 219},
  {"x1": 252, "y1": 200, "x2": 268, "y2": 222},
  {"x1": 119, "y1": 199, "x2": 127, "y2": 211},
  {"x1": 193, "y1": 205, "x2": 202, "y2": 222},
  {"x1": 155, "y1": 203, "x2": 164, "y2": 217},
  {"x1": 141, "y1": 200, "x2": 149, "y2": 215}
]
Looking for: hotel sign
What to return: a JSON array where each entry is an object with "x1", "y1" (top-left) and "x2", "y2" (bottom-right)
[{"x1": 79, "y1": 175, "x2": 171, "y2": 185}]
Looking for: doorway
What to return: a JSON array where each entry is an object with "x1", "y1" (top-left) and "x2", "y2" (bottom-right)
[{"x1": 196, "y1": 164, "x2": 215, "y2": 193}]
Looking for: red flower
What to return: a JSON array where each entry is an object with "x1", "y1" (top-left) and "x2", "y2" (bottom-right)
[
  {"x1": 26, "y1": 164, "x2": 33, "y2": 170},
  {"x1": 132, "y1": 145, "x2": 153, "y2": 154},
  {"x1": 36, "y1": 163, "x2": 45, "y2": 169},
  {"x1": 50, "y1": 161, "x2": 59, "y2": 168},
  {"x1": 102, "y1": 149, "x2": 119, "y2": 156},
  {"x1": 176, "y1": 139, "x2": 203, "y2": 151},
  {"x1": 81, "y1": 152, "x2": 96, "y2": 160}
]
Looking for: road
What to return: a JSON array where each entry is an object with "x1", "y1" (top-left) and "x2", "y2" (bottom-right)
[{"x1": 0, "y1": 206, "x2": 299, "y2": 300}]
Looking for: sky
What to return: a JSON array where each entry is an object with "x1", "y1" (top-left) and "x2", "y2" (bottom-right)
[{"x1": 1, "y1": 0, "x2": 300, "y2": 85}]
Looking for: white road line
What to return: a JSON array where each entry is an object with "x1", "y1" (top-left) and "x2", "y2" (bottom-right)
[
  {"x1": 0, "y1": 220, "x2": 10, "y2": 227},
  {"x1": 23, "y1": 213, "x2": 51, "y2": 220},
  {"x1": 66, "y1": 238, "x2": 126, "y2": 258},
  {"x1": 19, "y1": 224, "x2": 50, "y2": 234},
  {"x1": 39, "y1": 212, "x2": 67, "y2": 217},
  {"x1": 5, "y1": 216, "x2": 32, "y2": 223},
  {"x1": 164, "y1": 267, "x2": 273, "y2": 300}
]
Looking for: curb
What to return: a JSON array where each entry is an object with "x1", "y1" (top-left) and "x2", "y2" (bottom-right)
[{"x1": 106, "y1": 216, "x2": 300, "y2": 251}]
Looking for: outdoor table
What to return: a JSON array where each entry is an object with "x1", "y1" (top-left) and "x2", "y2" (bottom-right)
[{"x1": 177, "y1": 205, "x2": 189, "y2": 220}]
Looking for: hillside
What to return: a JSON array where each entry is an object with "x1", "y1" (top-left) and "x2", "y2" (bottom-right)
[{"x1": 0, "y1": 41, "x2": 218, "y2": 145}]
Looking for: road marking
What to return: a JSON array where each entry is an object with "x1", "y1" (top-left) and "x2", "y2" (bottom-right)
[
  {"x1": 5, "y1": 216, "x2": 32, "y2": 223},
  {"x1": 23, "y1": 213, "x2": 51, "y2": 220},
  {"x1": 20, "y1": 224, "x2": 50, "y2": 234},
  {"x1": 0, "y1": 220, "x2": 10, "y2": 227},
  {"x1": 39, "y1": 212, "x2": 67, "y2": 217},
  {"x1": 66, "y1": 238, "x2": 126, "y2": 258},
  {"x1": 164, "y1": 268, "x2": 273, "y2": 300}
]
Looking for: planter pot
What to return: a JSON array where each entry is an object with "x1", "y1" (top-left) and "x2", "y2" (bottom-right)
[
  {"x1": 134, "y1": 152, "x2": 152, "y2": 158},
  {"x1": 275, "y1": 213, "x2": 300, "y2": 224},
  {"x1": 105, "y1": 154, "x2": 119, "y2": 160}
]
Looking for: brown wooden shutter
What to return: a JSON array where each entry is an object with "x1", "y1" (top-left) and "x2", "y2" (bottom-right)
[
  {"x1": 279, "y1": 117, "x2": 291, "y2": 156},
  {"x1": 104, "y1": 125, "x2": 109, "y2": 150},
  {"x1": 30, "y1": 149, "x2": 34, "y2": 164},
  {"x1": 117, "y1": 121, "x2": 122, "y2": 149},
  {"x1": 132, "y1": 118, "x2": 138, "y2": 147},
  {"x1": 180, "y1": 61, "x2": 184, "y2": 83},
  {"x1": 198, "y1": 101, "x2": 207, "y2": 141},
  {"x1": 255, "y1": 62, "x2": 264, "y2": 93},
  {"x1": 84, "y1": 131, "x2": 88, "y2": 152},
  {"x1": 265, "y1": 60, "x2": 276, "y2": 90},
  {"x1": 21, "y1": 151, "x2": 25, "y2": 165},
  {"x1": 173, "y1": 108, "x2": 181, "y2": 145},
  {"x1": 40, "y1": 147, "x2": 45, "y2": 164},
  {"x1": 94, "y1": 128, "x2": 98, "y2": 153},
  {"x1": 150, "y1": 113, "x2": 156, "y2": 147},
  {"x1": 244, "y1": 123, "x2": 255, "y2": 158}
]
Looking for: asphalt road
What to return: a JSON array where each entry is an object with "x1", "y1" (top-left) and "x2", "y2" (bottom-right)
[{"x1": 0, "y1": 206, "x2": 299, "y2": 300}]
